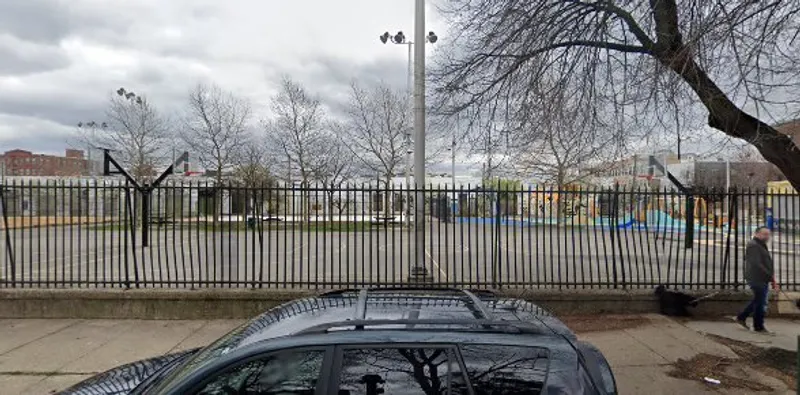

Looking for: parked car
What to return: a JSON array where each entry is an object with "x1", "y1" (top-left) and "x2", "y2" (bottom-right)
[{"x1": 61, "y1": 288, "x2": 617, "y2": 394}]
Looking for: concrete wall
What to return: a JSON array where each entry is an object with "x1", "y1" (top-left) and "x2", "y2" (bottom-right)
[{"x1": 0, "y1": 289, "x2": 773, "y2": 320}]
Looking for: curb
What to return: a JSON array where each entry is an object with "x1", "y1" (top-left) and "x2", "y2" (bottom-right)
[{"x1": 0, "y1": 288, "x2": 779, "y2": 320}]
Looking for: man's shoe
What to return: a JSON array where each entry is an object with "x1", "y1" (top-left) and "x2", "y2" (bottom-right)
[
  {"x1": 754, "y1": 328, "x2": 776, "y2": 336},
  {"x1": 734, "y1": 318, "x2": 749, "y2": 330}
]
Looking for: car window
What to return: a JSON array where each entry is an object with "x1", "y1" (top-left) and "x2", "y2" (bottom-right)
[
  {"x1": 459, "y1": 345, "x2": 549, "y2": 395},
  {"x1": 194, "y1": 350, "x2": 324, "y2": 395},
  {"x1": 336, "y1": 347, "x2": 466, "y2": 395}
]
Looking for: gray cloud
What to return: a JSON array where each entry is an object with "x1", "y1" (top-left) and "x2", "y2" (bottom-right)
[
  {"x1": 0, "y1": 0, "x2": 443, "y2": 160},
  {"x1": 0, "y1": 37, "x2": 70, "y2": 75},
  {"x1": 0, "y1": 0, "x2": 73, "y2": 43}
]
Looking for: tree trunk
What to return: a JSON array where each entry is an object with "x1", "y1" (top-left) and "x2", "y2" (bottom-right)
[
  {"x1": 384, "y1": 176, "x2": 393, "y2": 219},
  {"x1": 327, "y1": 189, "x2": 335, "y2": 225},
  {"x1": 658, "y1": 50, "x2": 800, "y2": 191},
  {"x1": 556, "y1": 169, "x2": 566, "y2": 226}
]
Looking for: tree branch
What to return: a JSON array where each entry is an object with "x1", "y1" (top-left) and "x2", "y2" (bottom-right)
[{"x1": 480, "y1": 39, "x2": 650, "y2": 60}]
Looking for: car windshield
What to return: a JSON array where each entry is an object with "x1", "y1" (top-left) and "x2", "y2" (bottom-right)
[{"x1": 140, "y1": 320, "x2": 254, "y2": 394}]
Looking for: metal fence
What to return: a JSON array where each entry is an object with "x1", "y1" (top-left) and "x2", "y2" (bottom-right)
[{"x1": 1, "y1": 180, "x2": 798, "y2": 290}]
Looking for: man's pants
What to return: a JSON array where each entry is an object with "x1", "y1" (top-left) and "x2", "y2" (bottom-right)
[{"x1": 737, "y1": 283, "x2": 769, "y2": 330}]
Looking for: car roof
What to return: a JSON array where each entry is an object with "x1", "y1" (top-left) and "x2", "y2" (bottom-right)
[
  {"x1": 152, "y1": 289, "x2": 584, "y2": 394},
  {"x1": 216, "y1": 288, "x2": 576, "y2": 353}
]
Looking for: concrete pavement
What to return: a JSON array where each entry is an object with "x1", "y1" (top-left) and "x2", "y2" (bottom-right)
[
  {"x1": 0, "y1": 315, "x2": 795, "y2": 394},
  {"x1": 687, "y1": 318, "x2": 800, "y2": 351},
  {"x1": 0, "y1": 319, "x2": 243, "y2": 394},
  {"x1": 582, "y1": 315, "x2": 796, "y2": 394}
]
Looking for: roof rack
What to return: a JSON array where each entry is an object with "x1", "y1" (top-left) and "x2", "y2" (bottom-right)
[
  {"x1": 319, "y1": 287, "x2": 496, "y2": 324},
  {"x1": 318, "y1": 287, "x2": 496, "y2": 297},
  {"x1": 296, "y1": 318, "x2": 545, "y2": 335}
]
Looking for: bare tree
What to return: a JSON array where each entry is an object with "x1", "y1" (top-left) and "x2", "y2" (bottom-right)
[
  {"x1": 512, "y1": 88, "x2": 619, "y2": 190},
  {"x1": 90, "y1": 88, "x2": 170, "y2": 183},
  {"x1": 265, "y1": 78, "x2": 330, "y2": 220},
  {"x1": 233, "y1": 143, "x2": 273, "y2": 188},
  {"x1": 265, "y1": 78, "x2": 328, "y2": 186},
  {"x1": 231, "y1": 143, "x2": 277, "y2": 217},
  {"x1": 315, "y1": 135, "x2": 356, "y2": 222},
  {"x1": 182, "y1": 84, "x2": 252, "y2": 185},
  {"x1": 336, "y1": 82, "x2": 411, "y2": 188},
  {"x1": 433, "y1": 1, "x2": 800, "y2": 190}
]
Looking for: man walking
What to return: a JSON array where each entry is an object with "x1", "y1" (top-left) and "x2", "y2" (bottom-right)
[{"x1": 735, "y1": 226, "x2": 776, "y2": 334}]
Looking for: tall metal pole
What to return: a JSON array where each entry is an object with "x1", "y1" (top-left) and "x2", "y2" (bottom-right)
[
  {"x1": 405, "y1": 42, "x2": 413, "y2": 228},
  {"x1": 411, "y1": 0, "x2": 429, "y2": 279},
  {"x1": 725, "y1": 159, "x2": 731, "y2": 216},
  {"x1": 451, "y1": 135, "x2": 456, "y2": 188}
]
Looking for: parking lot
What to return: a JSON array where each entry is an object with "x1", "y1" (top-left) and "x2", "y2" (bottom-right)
[{"x1": 3, "y1": 221, "x2": 799, "y2": 289}]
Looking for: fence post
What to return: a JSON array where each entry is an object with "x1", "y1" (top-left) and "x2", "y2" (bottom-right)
[
  {"x1": 494, "y1": 188, "x2": 502, "y2": 289},
  {"x1": 721, "y1": 190, "x2": 737, "y2": 289},
  {"x1": 141, "y1": 188, "x2": 150, "y2": 248},
  {"x1": 123, "y1": 187, "x2": 132, "y2": 289},
  {"x1": 0, "y1": 187, "x2": 15, "y2": 287},
  {"x1": 610, "y1": 185, "x2": 622, "y2": 288},
  {"x1": 685, "y1": 193, "x2": 695, "y2": 249}
]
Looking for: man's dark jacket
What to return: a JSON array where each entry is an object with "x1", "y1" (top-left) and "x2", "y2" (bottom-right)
[{"x1": 744, "y1": 238, "x2": 773, "y2": 284}]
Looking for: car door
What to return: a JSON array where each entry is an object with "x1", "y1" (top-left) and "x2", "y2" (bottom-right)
[
  {"x1": 182, "y1": 346, "x2": 333, "y2": 395},
  {"x1": 329, "y1": 344, "x2": 469, "y2": 395}
]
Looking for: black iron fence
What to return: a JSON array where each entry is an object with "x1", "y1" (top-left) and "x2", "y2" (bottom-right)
[{"x1": 1, "y1": 180, "x2": 798, "y2": 290}]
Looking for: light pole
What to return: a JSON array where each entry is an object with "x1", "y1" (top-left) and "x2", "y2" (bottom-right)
[
  {"x1": 379, "y1": 1, "x2": 438, "y2": 280},
  {"x1": 77, "y1": 121, "x2": 109, "y2": 176},
  {"x1": 412, "y1": 0, "x2": 435, "y2": 280},
  {"x1": 379, "y1": 29, "x2": 437, "y2": 230}
]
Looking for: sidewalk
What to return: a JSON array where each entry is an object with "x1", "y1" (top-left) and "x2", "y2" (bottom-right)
[
  {"x1": 0, "y1": 319, "x2": 243, "y2": 394},
  {"x1": 578, "y1": 315, "x2": 797, "y2": 394},
  {"x1": 0, "y1": 315, "x2": 795, "y2": 394}
]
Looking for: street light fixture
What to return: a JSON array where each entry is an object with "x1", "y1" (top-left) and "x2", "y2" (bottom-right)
[
  {"x1": 77, "y1": 121, "x2": 109, "y2": 176},
  {"x1": 117, "y1": 87, "x2": 144, "y2": 105},
  {"x1": 379, "y1": 29, "x2": 437, "y2": 230}
]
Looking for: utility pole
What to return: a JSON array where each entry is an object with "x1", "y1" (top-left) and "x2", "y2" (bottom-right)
[
  {"x1": 405, "y1": 41, "x2": 413, "y2": 212},
  {"x1": 451, "y1": 134, "x2": 457, "y2": 188},
  {"x1": 725, "y1": 159, "x2": 731, "y2": 216},
  {"x1": 411, "y1": 0, "x2": 429, "y2": 280}
]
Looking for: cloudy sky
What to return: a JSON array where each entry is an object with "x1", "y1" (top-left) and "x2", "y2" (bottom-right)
[{"x1": 0, "y1": 0, "x2": 448, "y2": 157}]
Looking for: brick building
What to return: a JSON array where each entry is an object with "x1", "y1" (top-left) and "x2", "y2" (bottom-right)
[
  {"x1": 0, "y1": 149, "x2": 89, "y2": 177},
  {"x1": 775, "y1": 118, "x2": 800, "y2": 143}
]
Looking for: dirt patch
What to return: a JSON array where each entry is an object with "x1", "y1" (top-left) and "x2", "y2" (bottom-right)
[
  {"x1": 667, "y1": 334, "x2": 797, "y2": 392},
  {"x1": 668, "y1": 353, "x2": 774, "y2": 391},
  {"x1": 560, "y1": 314, "x2": 650, "y2": 333},
  {"x1": 711, "y1": 334, "x2": 797, "y2": 391}
]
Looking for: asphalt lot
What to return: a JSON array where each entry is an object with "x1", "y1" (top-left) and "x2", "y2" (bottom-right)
[{"x1": 2, "y1": 222, "x2": 799, "y2": 288}]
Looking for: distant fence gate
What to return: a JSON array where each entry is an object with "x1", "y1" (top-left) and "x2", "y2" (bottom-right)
[{"x1": 1, "y1": 181, "x2": 798, "y2": 290}]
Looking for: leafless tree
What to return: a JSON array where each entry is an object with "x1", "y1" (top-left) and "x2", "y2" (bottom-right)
[
  {"x1": 433, "y1": 1, "x2": 800, "y2": 191},
  {"x1": 265, "y1": 78, "x2": 331, "y2": 220},
  {"x1": 90, "y1": 88, "x2": 171, "y2": 183},
  {"x1": 233, "y1": 143, "x2": 273, "y2": 188},
  {"x1": 231, "y1": 143, "x2": 277, "y2": 216},
  {"x1": 265, "y1": 77, "x2": 328, "y2": 186},
  {"x1": 511, "y1": 86, "x2": 619, "y2": 190},
  {"x1": 315, "y1": 135, "x2": 356, "y2": 222},
  {"x1": 182, "y1": 84, "x2": 252, "y2": 186},
  {"x1": 515, "y1": 122, "x2": 618, "y2": 191},
  {"x1": 729, "y1": 145, "x2": 786, "y2": 189},
  {"x1": 336, "y1": 82, "x2": 411, "y2": 188}
]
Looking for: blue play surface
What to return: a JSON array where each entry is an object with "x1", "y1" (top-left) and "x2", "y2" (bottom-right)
[{"x1": 455, "y1": 209, "x2": 748, "y2": 233}]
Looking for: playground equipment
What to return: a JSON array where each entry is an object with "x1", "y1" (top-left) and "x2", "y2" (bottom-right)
[{"x1": 767, "y1": 181, "x2": 799, "y2": 232}]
